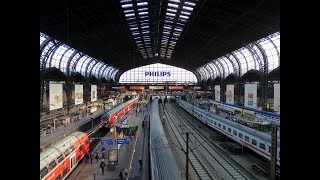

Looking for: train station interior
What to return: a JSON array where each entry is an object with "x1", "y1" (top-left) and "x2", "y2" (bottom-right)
[{"x1": 39, "y1": 0, "x2": 284, "y2": 180}]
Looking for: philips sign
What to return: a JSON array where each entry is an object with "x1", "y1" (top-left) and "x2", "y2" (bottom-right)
[{"x1": 145, "y1": 72, "x2": 171, "y2": 77}]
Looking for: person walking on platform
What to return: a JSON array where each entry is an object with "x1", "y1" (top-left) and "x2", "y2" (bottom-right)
[
  {"x1": 119, "y1": 169, "x2": 123, "y2": 180},
  {"x1": 90, "y1": 152, "x2": 93, "y2": 164},
  {"x1": 139, "y1": 160, "x2": 143, "y2": 171},
  {"x1": 100, "y1": 159, "x2": 106, "y2": 175},
  {"x1": 101, "y1": 147, "x2": 106, "y2": 159},
  {"x1": 95, "y1": 151, "x2": 99, "y2": 162},
  {"x1": 124, "y1": 168, "x2": 128, "y2": 177}
]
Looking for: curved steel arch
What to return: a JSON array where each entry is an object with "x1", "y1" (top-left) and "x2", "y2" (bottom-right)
[
  {"x1": 88, "y1": 60, "x2": 100, "y2": 78},
  {"x1": 57, "y1": 46, "x2": 73, "y2": 73},
  {"x1": 220, "y1": 57, "x2": 231, "y2": 76},
  {"x1": 223, "y1": 55, "x2": 238, "y2": 76},
  {"x1": 244, "y1": 46, "x2": 260, "y2": 71},
  {"x1": 266, "y1": 36, "x2": 280, "y2": 70},
  {"x1": 211, "y1": 61, "x2": 222, "y2": 78},
  {"x1": 248, "y1": 44, "x2": 263, "y2": 71},
  {"x1": 197, "y1": 68, "x2": 206, "y2": 81},
  {"x1": 47, "y1": 43, "x2": 62, "y2": 69},
  {"x1": 66, "y1": 51, "x2": 80, "y2": 76},
  {"x1": 253, "y1": 42, "x2": 268, "y2": 72},
  {"x1": 42, "y1": 41, "x2": 62, "y2": 71},
  {"x1": 207, "y1": 63, "x2": 217, "y2": 79},
  {"x1": 40, "y1": 39, "x2": 56, "y2": 71},
  {"x1": 203, "y1": 65, "x2": 213, "y2": 80},
  {"x1": 85, "y1": 58, "x2": 96, "y2": 77},
  {"x1": 96, "y1": 62, "x2": 106, "y2": 79},
  {"x1": 215, "y1": 58, "x2": 226, "y2": 78},
  {"x1": 205, "y1": 63, "x2": 216, "y2": 79},
  {"x1": 228, "y1": 52, "x2": 242, "y2": 77},
  {"x1": 200, "y1": 67, "x2": 209, "y2": 81},
  {"x1": 99, "y1": 65, "x2": 109, "y2": 79}
]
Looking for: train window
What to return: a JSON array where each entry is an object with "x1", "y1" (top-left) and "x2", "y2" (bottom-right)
[
  {"x1": 214, "y1": 121, "x2": 217, "y2": 125},
  {"x1": 79, "y1": 145, "x2": 83, "y2": 151},
  {"x1": 57, "y1": 154, "x2": 64, "y2": 163},
  {"x1": 245, "y1": 136, "x2": 249, "y2": 142},
  {"x1": 222, "y1": 125, "x2": 226, "y2": 130},
  {"x1": 55, "y1": 174, "x2": 62, "y2": 180},
  {"x1": 70, "y1": 145, "x2": 75, "y2": 152},
  {"x1": 228, "y1": 128, "x2": 231, "y2": 133},
  {"x1": 239, "y1": 133, "x2": 243, "y2": 139},
  {"x1": 252, "y1": 139, "x2": 257, "y2": 146},
  {"x1": 61, "y1": 167, "x2": 68, "y2": 177},
  {"x1": 259, "y1": 143, "x2": 266, "y2": 150},
  {"x1": 49, "y1": 159, "x2": 57, "y2": 170},
  {"x1": 40, "y1": 167, "x2": 49, "y2": 178},
  {"x1": 218, "y1": 123, "x2": 221, "y2": 127},
  {"x1": 233, "y1": 130, "x2": 237, "y2": 136},
  {"x1": 64, "y1": 149, "x2": 70, "y2": 157}
]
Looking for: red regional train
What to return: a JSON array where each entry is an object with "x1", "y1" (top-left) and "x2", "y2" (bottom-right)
[
  {"x1": 101, "y1": 97, "x2": 139, "y2": 128},
  {"x1": 40, "y1": 132, "x2": 89, "y2": 180}
]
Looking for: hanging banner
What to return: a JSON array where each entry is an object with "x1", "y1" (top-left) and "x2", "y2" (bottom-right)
[
  {"x1": 215, "y1": 85, "x2": 220, "y2": 102},
  {"x1": 226, "y1": 84, "x2": 234, "y2": 105},
  {"x1": 75, "y1": 84, "x2": 83, "y2": 105},
  {"x1": 91, "y1": 85, "x2": 97, "y2": 102},
  {"x1": 49, "y1": 82, "x2": 63, "y2": 111},
  {"x1": 274, "y1": 83, "x2": 280, "y2": 112},
  {"x1": 244, "y1": 83, "x2": 257, "y2": 109}
]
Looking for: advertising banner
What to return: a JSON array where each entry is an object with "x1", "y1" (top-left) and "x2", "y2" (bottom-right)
[
  {"x1": 75, "y1": 84, "x2": 83, "y2": 105},
  {"x1": 244, "y1": 83, "x2": 257, "y2": 109},
  {"x1": 274, "y1": 83, "x2": 280, "y2": 112},
  {"x1": 169, "y1": 86, "x2": 184, "y2": 90},
  {"x1": 108, "y1": 149, "x2": 118, "y2": 162},
  {"x1": 91, "y1": 85, "x2": 97, "y2": 102},
  {"x1": 215, "y1": 85, "x2": 220, "y2": 102},
  {"x1": 49, "y1": 82, "x2": 63, "y2": 110},
  {"x1": 226, "y1": 84, "x2": 234, "y2": 105},
  {"x1": 130, "y1": 86, "x2": 145, "y2": 90},
  {"x1": 149, "y1": 86, "x2": 164, "y2": 90}
]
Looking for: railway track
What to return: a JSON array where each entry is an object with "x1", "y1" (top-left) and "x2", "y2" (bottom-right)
[{"x1": 163, "y1": 102, "x2": 253, "y2": 180}]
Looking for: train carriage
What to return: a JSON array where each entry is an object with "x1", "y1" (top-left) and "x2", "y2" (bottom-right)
[{"x1": 40, "y1": 132, "x2": 89, "y2": 180}]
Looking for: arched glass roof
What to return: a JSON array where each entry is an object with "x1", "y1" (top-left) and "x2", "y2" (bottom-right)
[
  {"x1": 40, "y1": 32, "x2": 118, "y2": 81},
  {"x1": 119, "y1": 63, "x2": 197, "y2": 84},
  {"x1": 196, "y1": 32, "x2": 280, "y2": 81}
]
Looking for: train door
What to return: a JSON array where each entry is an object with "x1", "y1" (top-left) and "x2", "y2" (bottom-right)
[{"x1": 70, "y1": 154, "x2": 76, "y2": 169}]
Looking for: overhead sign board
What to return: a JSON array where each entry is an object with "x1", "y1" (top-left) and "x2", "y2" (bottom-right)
[
  {"x1": 101, "y1": 139, "x2": 114, "y2": 145},
  {"x1": 117, "y1": 138, "x2": 130, "y2": 144}
]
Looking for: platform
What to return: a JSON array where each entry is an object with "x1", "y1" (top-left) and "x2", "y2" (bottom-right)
[
  {"x1": 67, "y1": 103, "x2": 150, "y2": 180},
  {"x1": 40, "y1": 110, "x2": 106, "y2": 150}
]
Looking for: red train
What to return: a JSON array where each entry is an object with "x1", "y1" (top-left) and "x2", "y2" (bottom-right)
[
  {"x1": 40, "y1": 132, "x2": 89, "y2": 180},
  {"x1": 101, "y1": 97, "x2": 139, "y2": 128}
]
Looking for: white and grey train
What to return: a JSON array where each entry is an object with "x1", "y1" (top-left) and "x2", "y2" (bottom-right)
[{"x1": 177, "y1": 99, "x2": 280, "y2": 166}]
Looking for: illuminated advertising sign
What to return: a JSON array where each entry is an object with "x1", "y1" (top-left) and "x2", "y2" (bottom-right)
[
  {"x1": 149, "y1": 86, "x2": 164, "y2": 90},
  {"x1": 119, "y1": 86, "x2": 127, "y2": 90},
  {"x1": 169, "y1": 86, "x2": 184, "y2": 90},
  {"x1": 111, "y1": 86, "x2": 120, "y2": 90},
  {"x1": 130, "y1": 86, "x2": 145, "y2": 90},
  {"x1": 145, "y1": 71, "x2": 171, "y2": 77}
]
